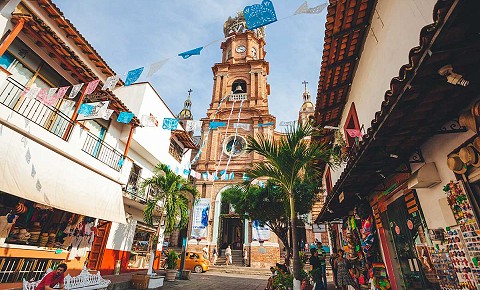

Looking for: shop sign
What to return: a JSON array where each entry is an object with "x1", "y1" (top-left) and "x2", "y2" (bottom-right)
[
  {"x1": 339, "y1": 192, "x2": 345, "y2": 203},
  {"x1": 190, "y1": 198, "x2": 210, "y2": 239}
]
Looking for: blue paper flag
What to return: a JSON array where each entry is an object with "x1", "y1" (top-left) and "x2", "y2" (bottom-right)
[
  {"x1": 117, "y1": 112, "x2": 135, "y2": 124},
  {"x1": 213, "y1": 173, "x2": 219, "y2": 181},
  {"x1": 243, "y1": 173, "x2": 250, "y2": 181},
  {"x1": 209, "y1": 121, "x2": 227, "y2": 129},
  {"x1": 202, "y1": 172, "x2": 208, "y2": 180},
  {"x1": 117, "y1": 157, "x2": 125, "y2": 167},
  {"x1": 243, "y1": 0, "x2": 277, "y2": 30},
  {"x1": 178, "y1": 47, "x2": 204, "y2": 59},
  {"x1": 125, "y1": 67, "x2": 144, "y2": 86},
  {"x1": 229, "y1": 172, "x2": 235, "y2": 180},
  {"x1": 162, "y1": 118, "x2": 179, "y2": 130},
  {"x1": 78, "y1": 104, "x2": 94, "y2": 116},
  {"x1": 183, "y1": 169, "x2": 190, "y2": 175},
  {"x1": 258, "y1": 122, "x2": 275, "y2": 127}
]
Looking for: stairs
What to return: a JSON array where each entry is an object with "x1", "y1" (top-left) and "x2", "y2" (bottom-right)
[
  {"x1": 218, "y1": 249, "x2": 244, "y2": 266},
  {"x1": 210, "y1": 265, "x2": 271, "y2": 276}
]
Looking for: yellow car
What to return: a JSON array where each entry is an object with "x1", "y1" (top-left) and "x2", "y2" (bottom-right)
[{"x1": 178, "y1": 252, "x2": 210, "y2": 273}]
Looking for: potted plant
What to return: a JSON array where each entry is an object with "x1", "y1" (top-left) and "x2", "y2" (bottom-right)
[{"x1": 165, "y1": 250, "x2": 179, "y2": 281}]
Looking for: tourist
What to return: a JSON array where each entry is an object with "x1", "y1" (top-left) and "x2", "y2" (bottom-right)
[
  {"x1": 309, "y1": 249, "x2": 323, "y2": 290},
  {"x1": 225, "y1": 245, "x2": 232, "y2": 266},
  {"x1": 334, "y1": 249, "x2": 359, "y2": 290},
  {"x1": 265, "y1": 266, "x2": 277, "y2": 290},
  {"x1": 202, "y1": 245, "x2": 209, "y2": 259},
  {"x1": 330, "y1": 249, "x2": 339, "y2": 289},
  {"x1": 35, "y1": 263, "x2": 67, "y2": 290},
  {"x1": 316, "y1": 241, "x2": 327, "y2": 290},
  {"x1": 212, "y1": 246, "x2": 218, "y2": 266},
  {"x1": 243, "y1": 247, "x2": 248, "y2": 266}
]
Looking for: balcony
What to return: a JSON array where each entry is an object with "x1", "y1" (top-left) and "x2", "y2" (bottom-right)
[
  {"x1": 0, "y1": 77, "x2": 75, "y2": 141},
  {"x1": 123, "y1": 172, "x2": 160, "y2": 204},
  {"x1": 82, "y1": 132, "x2": 124, "y2": 171}
]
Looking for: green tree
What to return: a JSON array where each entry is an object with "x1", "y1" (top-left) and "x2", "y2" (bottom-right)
[
  {"x1": 222, "y1": 178, "x2": 321, "y2": 265},
  {"x1": 245, "y1": 123, "x2": 333, "y2": 289},
  {"x1": 142, "y1": 163, "x2": 198, "y2": 275}
]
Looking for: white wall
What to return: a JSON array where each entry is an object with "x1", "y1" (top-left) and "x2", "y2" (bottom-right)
[
  {"x1": 329, "y1": 0, "x2": 437, "y2": 186},
  {"x1": 411, "y1": 131, "x2": 474, "y2": 230}
]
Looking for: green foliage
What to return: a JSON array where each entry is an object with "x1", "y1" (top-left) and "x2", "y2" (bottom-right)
[
  {"x1": 273, "y1": 271, "x2": 293, "y2": 290},
  {"x1": 166, "y1": 250, "x2": 179, "y2": 269},
  {"x1": 142, "y1": 163, "x2": 198, "y2": 234}
]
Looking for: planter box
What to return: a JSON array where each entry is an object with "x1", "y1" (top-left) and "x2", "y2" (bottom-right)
[
  {"x1": 148, "y1": 276, "x2": 164, "y2": 288},
  {"x1": 131, "y1": 274, "x2": 149, "y2": 290}
]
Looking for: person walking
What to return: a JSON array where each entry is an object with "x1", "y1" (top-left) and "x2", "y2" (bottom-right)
[
  {"x1": 334, "y1": 249, "x2": 359, "y2": 290},
  {"x1": 35, "y1": 263, "x2": 67, "y2": 290},
  {"x1": 309, "y1": 249, "x2": 323, "y2": 290},
  {"x1": 242, "y1": 247, "x2": 248, "y2": 266},
  {"x1": 330, "y1": 249, "x2": 339, "y2": 289},
  {"x1": 202, "y1": 245, "x2": 209, "y2": 259},
  {"x1": 212, "y1": 246, "x2": 218, "y2": 266},
  {"x1": 225, "y1": 245, "x2": 232, "y2": 266},
  {"x1": 316, "y1": 241, "x2": 327, "y2": 290}
]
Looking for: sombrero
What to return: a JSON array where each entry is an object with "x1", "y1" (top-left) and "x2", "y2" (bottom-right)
[
  {"x1": 459, "y1": 145, "x2": 480, "y2": 167},
  {"x1": 459, "y1": 111, "x2": 477, "y2": 133},
  {"x1": 447, "y1": 154, "x2": 467, "y2": 174}
]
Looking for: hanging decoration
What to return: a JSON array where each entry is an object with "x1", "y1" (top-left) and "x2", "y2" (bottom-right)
[
  {"x1": 117, "y1": 112, "x2": 135, "y2": 124},
  {"x1": 77, "y1": 101, "x2": 110, "y2": 121},
  {"x1": 84, "y1": 80, "x2": 100, "y2": 95},
  {"x1": 243, "y1": 0, "x2": 277, "y2": 30},
  {"x1": 294, "y1": 1, "x2": 328, "y2": 15},
  {"x1": 233, "y1": 123, "x2": 250, "y2": 130},
  {"x1": 185, "y1": 120, "x2": 202, "y2": 132},
  {"x1": 124, "y1": 67, "x2": 144, "y2": 86},
  {"x1": 68, "y1": 83, "x2": 84, "y2": 99},
  {"x1": 78, "y1": 103, "x2": 94, "y2": 116},
  {"x1": 146, "y1": 59, "x2": 169, "y2": 78},
  {"x1": 162, "y1": 118, "x2": 179, "y2": 130},
  {"x1": 140, "y1": 114, "x2": 159, "y2": 127},
  {"x1": 102, "y1": 109, "x2": 114, "y2": 120},
  {"x1": 101, "y1": 75, "x2": 120, "y2": 90},
  {"x1": 21, "y1": 87, "x2": 41, "y2": 99},
  {"x1": 345, "y1": 128, "x2": 363, "y2": 138},
  {"x1": 209, "y1": 121, "x2": 227, "y2": 129},
  {"x1": 55, "y1": 86, "x2": 69, "y2": 100},
  {"x1": 178, "y1": 47, "x2": 204, "y2": 59},
  {"x1": 258, "y1": 121, "x2": 274, "y2": 127}
]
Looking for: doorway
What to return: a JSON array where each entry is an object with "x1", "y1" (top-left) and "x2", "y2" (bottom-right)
[{"x1": 219, "y1": 217, "x2": 243, "y2": 250}]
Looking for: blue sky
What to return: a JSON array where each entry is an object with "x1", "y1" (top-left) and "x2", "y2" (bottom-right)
[{"x1": 54, "y1": 1, "x2": 327, "y2": 127}]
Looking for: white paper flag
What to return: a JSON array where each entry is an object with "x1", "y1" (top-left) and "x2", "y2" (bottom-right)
[
  {"x1": 69, "y1": 83, "x2": 84, "y2": 99},
  {"x1": 294, "y1": 1, "x2": 328, "y2": 15},
  {"x1": 101, "y1": 75, "x2": 120, "y2": 91},
  {"x1": 186, "y1": 120, "x2": 202, "y2": 132},
  {"x1": 21, "y1": 87, "x2": 41, "y2": 99},
  {"x1": 102, "y1": 109, "x2": 114, "y2": 120},
  {"x1": 147, "y1": 60, "x2": 168, "y2": 78},
  {"x1": 233, "y1": 123, "x2": 250, "y2": 130},
  {"x1": 140, "y1": 114, "x2": 159, "y2": 127}
]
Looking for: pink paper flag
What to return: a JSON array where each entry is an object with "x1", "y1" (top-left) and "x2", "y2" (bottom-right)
[
  {"x1": 21, "y1": 87, "x2": 41, "y2": 99},
  {"x1": 42, "y1": 88, "x2": 59, "y2": 106},
  {"x1": 55, "y1": 86, "x2": 69, "y2": 99},
  {"x1": 345, "y1": 128, "x2": 363, "y2": 138},
  {"x1": 84, "y1": 80, "x2": 100, "y2": 95},
  {"x1": 36, "y1": 88, "x2": 48, "y2": 102}
]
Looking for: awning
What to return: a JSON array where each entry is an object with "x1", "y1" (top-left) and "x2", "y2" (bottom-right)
[
  {"x1": 172, "y1": 130, "x2": 197, "y2": 149},
  {"x1": 316, "y1": 0, "x2": 480, "y2": 222},
  {"x1": 0, "y1": 121, "x2": 127, "y2": 224}
]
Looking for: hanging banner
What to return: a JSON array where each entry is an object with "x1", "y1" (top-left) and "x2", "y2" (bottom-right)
[
  {"x1": 77, "y1": 101, "x2": 110, "y2": 121},
  {"x1": 243, "y1": 0, "x2": 277, "y2": 30},
  {"x1": 209, "y1": 121, "x2": 226, "y2": 129},
  {"x1": 68, "y1": 83, "x2": 84, "y2": 99},
  {"x1": 101, "y1": 75, "x2": 120, "y2": 91},
  {"x1": 233, "y1": 123, "x2": 250, "y2": 130},
  {"x1": 294, "y1": 1, "x2": 328, "y2": 15},
  {"x1": 140, "y1": 114, "x2": 159, "y2": 127},
  {"x1": 77, "y1": 103, "x2": 94, "y2": 116},
  {"x1": 162, "y1": 118, "x2": 179, "y2": 130},
  {"x1": 21, "y1": 87, "x2": 41, "y2": 100},
  {"x1": 258, "y1": 122, "x2": 274, "y2": 127},
  {"x1": 84, "y1": 80, "x2": 100, "y2": 95},
  {"x1": 185, "y1": 120, "x2": 202, "y2": 132},
  {"x1": 117, "y1": 112, "x2": 135, "y2": 124},
  {"x1": 252, "y1": 220, "x2": 270, "y2": 241},
  {"x1": 125, "y1": 67, "x2": 144, "y2": 86},
  {"x1": 191, "y1": 198, "x2": 210, "y2": 239},
  {"x1": 102, "y1": 109, "x2": 114, "y2": 120},
  {"x1": 178, "y1": 47, "x2": 203, "y2": 59}
]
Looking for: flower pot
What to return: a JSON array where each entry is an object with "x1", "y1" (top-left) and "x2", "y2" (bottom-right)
[{"x1": 165, "y1": 269, "x2": 178, "y2": 282}]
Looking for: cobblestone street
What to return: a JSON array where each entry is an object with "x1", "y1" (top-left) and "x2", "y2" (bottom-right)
[{"x1": 152, "y1": 272, "x2": 267, "y2": 290}]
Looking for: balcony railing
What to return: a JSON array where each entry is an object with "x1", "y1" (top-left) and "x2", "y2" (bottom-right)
[
  {"x1": 0, "y1": 77, "x2": 75, "y2": 141},
  {"x1": 82, "y1": 132, "x2": 124, "y2": 171},
  {"x1": 123, "y1": 172, "x2": 160, "y2": 203}
]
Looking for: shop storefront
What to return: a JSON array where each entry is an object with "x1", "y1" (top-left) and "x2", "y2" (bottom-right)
[
  {"x1": 128, "y1": 223, "x2": 155, "y2": 269},
  {"x1": 0, "y1": 191, "x2": 97, "y2": 283}
]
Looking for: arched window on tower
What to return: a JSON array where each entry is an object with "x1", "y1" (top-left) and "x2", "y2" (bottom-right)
[{"x1": 231, "y1": 79, "x2": 247, "y2": 94}]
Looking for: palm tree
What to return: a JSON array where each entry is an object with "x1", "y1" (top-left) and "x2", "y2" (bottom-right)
[
  {"x1": 246, "y1": 123, "x2": 333, "y2": 289},
  {"x1": 142, "y1": 163, "x2": 198, "y2": 275}
]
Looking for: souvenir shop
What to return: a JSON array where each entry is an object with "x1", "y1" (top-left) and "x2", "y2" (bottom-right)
[
  {"x1": 337, "y1": 199, "x2": 390, "y2": 290},
  {"x1": 0, "y1": 191, "x2": 96, "y2": 283},
  {"x1": 128, "y1": 223, "x2": 155, "y2": 269}
]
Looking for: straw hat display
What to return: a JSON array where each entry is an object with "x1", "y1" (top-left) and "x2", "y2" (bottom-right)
[
  {"x1": 459, "y1": 145, "x2": 480, "y2": 167},
  {"x1": 447, "y1": 154, "x2": 467, "y2": 174}
]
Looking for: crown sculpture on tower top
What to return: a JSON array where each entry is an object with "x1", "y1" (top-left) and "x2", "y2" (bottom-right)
[{"x1": 223, "y1": 11, "x2": 265, "y2": 39}]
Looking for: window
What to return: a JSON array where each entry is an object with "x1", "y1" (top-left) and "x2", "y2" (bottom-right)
[
  {"x1": 231, "y1": 79, "x2": 247, "y2": 94},
  {"x1": 169, "y1": 138, "x2": 184, "y2": 162},
  {"x1": 344, "y1": 102, "x2": 361, "y2": 147},
  {"x1": 325, "y1": 167, "x2": 333, "y2": 194}
]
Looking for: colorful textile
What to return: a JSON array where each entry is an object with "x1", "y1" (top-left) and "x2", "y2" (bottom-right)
[
  {"x1": 178, "y1": 47, "x2": 203, "y2": 59},
  {"x1": 294, "y1": 1, "x2": 328, "y2": 15},
  {"x1": 84, "y1": 80, "x2": 100, "y2": 95},
  {"x1": 101, "y1": 75, "x2": 120, "y2": 90},
  {"x1": 78, "y1": 104, "x2": 94, "y2": 116},
  {"x1": 68, "y1": 83, "x2": 84, "y2": 99},
  {"x1": 117, "y1": 112, "x2": 134, "y2": 124},
  {"x1": 243, "y1": 0, "x2": 277, "y2": 30},
  {"x1": 162, "y1": 118, "x2": 179, "y2": 130},
  {"x1": 209, "y1": 121, "x2": 226, "y2": 129},
  {"x1": 125, "y1": 67, "x2": 144, "y2": 86}
]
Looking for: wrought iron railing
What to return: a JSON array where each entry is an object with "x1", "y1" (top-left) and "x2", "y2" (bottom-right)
[
  {"x1": 0, "y1": 257, "x2": 62, "y2": 283},
  {"x1": 0, "y1": 77, "x2": 75, "y2": 140},
  {"x1": 123, "y1": 172, "x2": 160, "y2": 203},
  {"x1": 82, "y1": 132, "x2": 124, "y2": 171}
]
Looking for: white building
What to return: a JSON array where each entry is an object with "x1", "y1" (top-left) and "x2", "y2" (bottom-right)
[{"x1": 0, "y1": 0, "x2": 195, "y2": 282}]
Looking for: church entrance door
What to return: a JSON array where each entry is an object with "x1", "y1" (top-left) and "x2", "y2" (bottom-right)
[{"x1": 219, "y1": 217, "x2": 243, "y2": 251}]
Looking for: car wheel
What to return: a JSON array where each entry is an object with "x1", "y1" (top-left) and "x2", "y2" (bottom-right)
[{"x1": 194, "y1": 265, "x2": 203, "y2": 273}]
